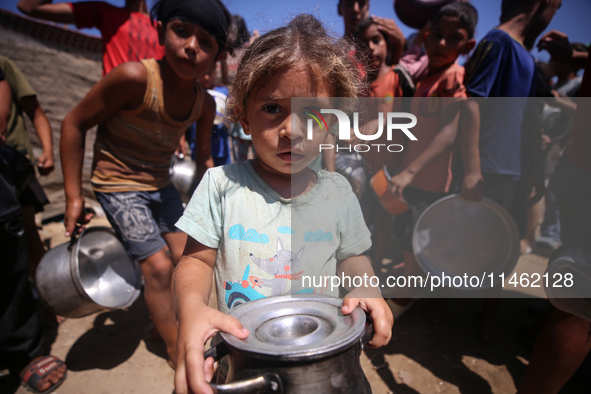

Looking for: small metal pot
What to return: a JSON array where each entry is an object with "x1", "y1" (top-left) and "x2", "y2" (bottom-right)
[
  {"x1": 36, "y1": 226, "x2": 142, "y2": 318},
  {"x1": 205, "y1": 295, "x2": 373, "y2": 393},
  {"x1": 170, "y1": 155, "x2": 197, "y2": 203},
  {"x1": 545, "y1": 245, "x2": 591, "y2": 321}
]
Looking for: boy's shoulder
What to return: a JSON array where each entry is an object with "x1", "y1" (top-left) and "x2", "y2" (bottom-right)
[{"x1": 481, "y1": 29, "x2": 527, "y2": 53}]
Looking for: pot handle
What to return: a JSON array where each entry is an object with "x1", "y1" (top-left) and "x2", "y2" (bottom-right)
[
  {"x1": 203, "y1": 339, "x2": 229, "y2": 361},
  {"x1": 361, "y1": 321, "x2": 375, "y2": 345},
  {"x1": 210, "y1": 373, "x2": 282, "y2": 393}
]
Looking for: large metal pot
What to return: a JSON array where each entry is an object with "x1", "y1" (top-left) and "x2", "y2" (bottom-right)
[
  {"x1": 205, "y1": 295, "x2": 373, "y2": 393},
  {"x1": 36, "y1": 226, "x2": 142, "y2": 318}
]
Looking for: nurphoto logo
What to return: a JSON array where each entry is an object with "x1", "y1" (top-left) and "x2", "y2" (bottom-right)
[{"x1": 304, "y1": 108, "x2": 418, "y2": 153}]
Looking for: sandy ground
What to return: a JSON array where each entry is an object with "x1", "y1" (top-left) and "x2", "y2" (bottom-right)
[{"x1": 0, "y1": 215, "x2": 588, "y2": 394}]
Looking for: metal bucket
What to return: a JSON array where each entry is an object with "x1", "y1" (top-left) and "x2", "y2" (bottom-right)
[{"x1": 36, "y1": 226, "x2": 142, "y2": 318}]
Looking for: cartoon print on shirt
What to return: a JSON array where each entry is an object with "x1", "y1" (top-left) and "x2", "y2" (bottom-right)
[
  {"x1": 222, "y1": 265, "x2": 265, "y2": 310},
  {"x1": 249, "y1": 238, "x2": 304, "y2": 296}
]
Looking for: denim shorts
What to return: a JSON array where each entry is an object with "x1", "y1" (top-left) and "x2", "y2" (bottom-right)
[{"x1": 95, "y1": 184, "x2": 184, "y2": 261}]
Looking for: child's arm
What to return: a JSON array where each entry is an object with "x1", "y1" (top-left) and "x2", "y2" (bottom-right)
[
  {"x1": 60, "y1": 63, "x2": 147, "y2": 236},
  {"x1": 388, "y1": 105, "x2": 461, "y2": 199},
  {"x1": 17, "y1": 0, "x2": 77, "y2": 24},
  {"x1": 458, "y1": 99, "x2": 483, "y2": 201},
  {"x1": 20, "y1": 96, "x2": 54, "y2": 175},
  {"x1": 193, "y1": 92, "x2": 215, "y2": 185},
  {"x1": 0, "y1": 78, "x2": 11, "y2": 147},
  {"x1": 338, "y1": 255, "x2": 393, "y2": 348},
  {"x1": 174, "y1": 237, "x2": 249, "y2": 394}
]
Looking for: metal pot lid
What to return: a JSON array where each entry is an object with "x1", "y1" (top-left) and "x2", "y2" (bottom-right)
[
  {"x1": 412, "y1": 194, "x2": 520, "y2": 289},
  {"x1": 221, "y1": 294, "x2": 366, "y2": 360}
]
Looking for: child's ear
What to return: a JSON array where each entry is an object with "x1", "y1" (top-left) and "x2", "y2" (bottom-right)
[
  {"x1": 156, "y1": 21, "x2": 165, "y2": 46},
  {"x1": 422, "y1": 29, "x2": 430, "y2": 43},
  {"x1": 238, "y1": 111, "x2": 251, "y2": 135},
  {"x1": 463, "y1": 38, "x2": 476, "y2": 54}
]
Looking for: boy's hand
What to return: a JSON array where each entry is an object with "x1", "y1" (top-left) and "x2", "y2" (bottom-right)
[
  {"x1": 37, "y1": 151, "x2": 55, "y2": 175},
  {"x1": 460, "y1": 171, "x2": 484, "y2": 202},
  {"x1": 387, "y1": 170, "x2": 414, "y2": 200},
  {"x1": 537, "y1": 30, "x2": 571, "y2": 61},
  {"x1": 175, "y1": 306, "x2": 249, "y2": 394},
  {"x1": 64, "y1": 197, "x2": 93, "y2": 237},
  {"x1": 341, "y1": 295, "x2": 393, "y2": 348}
]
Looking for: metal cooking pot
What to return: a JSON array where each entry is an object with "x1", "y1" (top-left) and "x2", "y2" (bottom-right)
[
  {"x1": 205, "y1": 295, "x2": 373, "y2": 393},
  {"x1": 36, "y1": 226, "x2": 142, "y2": 318},
  {"x1": 170, "y1": 154, "x2": 197, "y2": 203},
  {"x1": 545, "y1": 245, "x2": 591, "y2": 322}
]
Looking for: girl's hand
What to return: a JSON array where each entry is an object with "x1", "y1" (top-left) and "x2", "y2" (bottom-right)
[
  {"x1": 175, "y1": 306, "x2": 249, "y2": 394},
  {"x1": 387, "y1": 170, "x2": 414, "y2": 200},
  {"x1": 64, "y1": 197, "x2": 93, "y2": 237},
  {"x1": 341, "y1": 295, "x2": 393, "y2": 348}
]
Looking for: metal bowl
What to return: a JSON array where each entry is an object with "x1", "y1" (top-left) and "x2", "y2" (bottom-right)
[{"x1": 412, "y1": 194, "x2": 520, "y2": 289}]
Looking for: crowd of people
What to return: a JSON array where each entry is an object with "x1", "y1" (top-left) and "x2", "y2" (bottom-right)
[{"x1": 0, "y1": 0, "x2": 589, "y2": 393}]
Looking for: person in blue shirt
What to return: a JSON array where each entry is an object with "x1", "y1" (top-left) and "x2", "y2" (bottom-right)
[{"x1": 463, "y1": 0, "x2": 562, "y2": 343}]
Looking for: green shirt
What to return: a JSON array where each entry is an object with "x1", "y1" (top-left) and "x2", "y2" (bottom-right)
[{"x1": 0, "y1": 55, "x2": 36, "y2": 163}]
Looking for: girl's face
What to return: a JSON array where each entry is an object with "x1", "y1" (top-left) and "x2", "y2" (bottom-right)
[
  {"x1": 425, "y1": 16, "x2": 474, "y2": 74},
  {"x1": 358, "y1": 24, "x2": 388, "y2": 73},
  {"x1": 239, "y1": 66, "x2": 332, "y2": 179},
  {"x1": 158, "y1": 20, "x2": 220, "y2": 81}
]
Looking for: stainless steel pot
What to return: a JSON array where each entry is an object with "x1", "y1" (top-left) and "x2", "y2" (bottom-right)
[
  {"x1": 36, "y1": 226, "x2": 142, "y2": 318},
  {"x1": 545, "y1": 245, "x2": 591, "y2": 321},
  {"x1": 205, "y1": 295, "x2": 373, "y2": 393},
  {"x1": 170, "y1": 155, "x2": 197, "y2": 203}
]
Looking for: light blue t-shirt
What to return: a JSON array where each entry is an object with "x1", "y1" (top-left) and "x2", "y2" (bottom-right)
[{"x1": 176, "y1": 161, "x2": 371, "y2": 313}]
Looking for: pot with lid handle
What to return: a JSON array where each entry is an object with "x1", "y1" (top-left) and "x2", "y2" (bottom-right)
[{"x1": 204, "y1": 295, "x2": 375, "y2": 393}]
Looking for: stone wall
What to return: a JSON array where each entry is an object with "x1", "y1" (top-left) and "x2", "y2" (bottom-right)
[{"x1": 0, "y1": 9, "x2": 102, "y2": 219}]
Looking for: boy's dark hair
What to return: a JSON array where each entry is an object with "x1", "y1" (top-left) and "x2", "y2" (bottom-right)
[
  {"x1": 500, "y1": 0, "x2": 541, "y2": 24},
  {"x1": 355, "y1": 17, "x2": 378, "y2": 37},
  {"x1": 431, "y1": 1, "x2": 478, "y2": 39},
  {"x1": 233, "y1": 14, "x2": 251, "y2": 48},
  {"x1": 150, "y1": 0, "x2": 233, "y2": 53}
]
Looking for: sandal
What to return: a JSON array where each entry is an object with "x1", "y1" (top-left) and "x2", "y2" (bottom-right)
[{"x1": 20, "y1": 355, "x2": 67, "y2": 394}]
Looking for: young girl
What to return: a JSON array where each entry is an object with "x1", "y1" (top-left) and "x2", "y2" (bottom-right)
[
  {"x1": 173, "y1": 14, "x2": 393, "y2": 394},
  {"x1": 60, "y1": 0, "x2": 232, "y2": 368}
]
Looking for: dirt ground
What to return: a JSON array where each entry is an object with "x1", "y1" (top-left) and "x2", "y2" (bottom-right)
[{"x1": 0, "y1": 216, "x2": 588, "y2": 394}]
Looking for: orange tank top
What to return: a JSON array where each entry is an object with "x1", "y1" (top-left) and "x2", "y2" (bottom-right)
[{"x1": 91, "y1": 59, "x2": 203, "y2": 192}]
